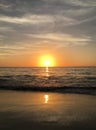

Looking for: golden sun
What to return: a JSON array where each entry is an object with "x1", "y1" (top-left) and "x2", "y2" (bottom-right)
[
  {"x1": 44, "y1": 60, "x2": 50, "y2": 67},
  {"x1": 39, "y1": 55, "x2": 55, "y2": 67}
]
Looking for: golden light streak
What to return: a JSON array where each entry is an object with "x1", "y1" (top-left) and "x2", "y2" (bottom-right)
[{"x1": 44, "y1": 94, "x2": 49, "y2": 104}]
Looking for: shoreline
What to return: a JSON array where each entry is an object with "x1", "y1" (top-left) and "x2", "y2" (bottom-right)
[{"x1": 0, "y1": 86, "x2": 96, "y2": 95}]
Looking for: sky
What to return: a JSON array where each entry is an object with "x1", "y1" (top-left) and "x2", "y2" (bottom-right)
[{"x1": 0, "y1": 0, "x2": 96, "y2": 67}]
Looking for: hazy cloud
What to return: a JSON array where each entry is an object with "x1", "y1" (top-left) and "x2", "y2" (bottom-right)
[{"x1": 0, "y1": 0, "x2": 96, "y2": 57}]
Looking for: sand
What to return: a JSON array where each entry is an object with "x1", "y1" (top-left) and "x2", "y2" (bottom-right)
[{"x1": 0, "y1": 90, "x2": 96, "y2": 130}]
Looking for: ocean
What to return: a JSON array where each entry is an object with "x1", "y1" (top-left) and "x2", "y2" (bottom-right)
[{"x1": 0, "y1": 67, "x2": 96, "y2": 94}]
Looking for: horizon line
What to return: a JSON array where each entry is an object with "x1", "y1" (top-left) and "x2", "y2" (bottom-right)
[{"x1": 0, "y1": 65, "x2": 96, "y2": 68}]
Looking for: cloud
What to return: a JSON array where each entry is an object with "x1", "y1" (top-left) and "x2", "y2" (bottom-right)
[
  {"x1": 0, "y1": 3, "x2": 12, "y2": 8},
  {"x1": 27, "y1": 33, "x2": 90, "y2": 44},
  {"x1": 0, "y1": 0, "x2": 96, "y2": 58},
  {"x1": 64, "y1": 0, "x2": 96, "y2": 7},
  {"x1": 0, "y1": 14, "x2": 53, "y2": 24}
]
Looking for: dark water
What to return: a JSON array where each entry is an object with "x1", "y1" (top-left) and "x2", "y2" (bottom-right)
[{"x1": 0, "y1": 67, "x2": 96, "y2": 93}]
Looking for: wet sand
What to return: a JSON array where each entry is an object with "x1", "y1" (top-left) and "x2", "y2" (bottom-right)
[{"x1": 0, "y1": 90, "x2": 96, "y2": 130}]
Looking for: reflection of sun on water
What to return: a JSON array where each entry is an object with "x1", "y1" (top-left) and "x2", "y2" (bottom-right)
[
  {"x1": 44, "y1": 95, "x2": 49, "y2": 104},
  {"x1": 46, "y1": 66, "x2": 49, "y2": 72},
  {"x1": 45, "y1": 67, "x2": 49, "y2": 77},
  {"x1": 46, "y1": 71, "x2": 49, "y2": 77}
]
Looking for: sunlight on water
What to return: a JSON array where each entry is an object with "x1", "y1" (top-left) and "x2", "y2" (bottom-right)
[
  {"x1": 45, "y1": 72, "x2": 49, "y2": 77},
  {"x1": 45, "y1": 67, "x2": 49, "y2": 77},
  {"x1": 46, "y1": 67, "x2": 49, "y2": 73},
  {"x1": 0, "y1": 67, "x2": 96, "y2": 89}
]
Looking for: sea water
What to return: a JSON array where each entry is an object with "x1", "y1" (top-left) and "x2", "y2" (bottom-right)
[{"x1": 0, "y1": 67, "x2": 96, "y2": 89}]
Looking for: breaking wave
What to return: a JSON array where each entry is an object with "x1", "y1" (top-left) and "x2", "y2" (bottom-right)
[{"x1": 0, "y1": 67, "x2": 96, "y2": 94}]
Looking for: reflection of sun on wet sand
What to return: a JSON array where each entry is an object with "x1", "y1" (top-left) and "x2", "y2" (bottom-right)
[
  {"x1": 44, "y1": 94, "x2": 49, "y2": 103},
  {"x1": 0, "y1": 91, "x2": 96, "y2": 130}
]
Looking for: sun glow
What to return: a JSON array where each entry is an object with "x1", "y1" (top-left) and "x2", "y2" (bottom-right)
[
  {"x1": 39, "y1": 55, "x2": 55, "y2": 67},
  {"x1": 44, "y1": 60, "x2": 50, "y2": 67}
]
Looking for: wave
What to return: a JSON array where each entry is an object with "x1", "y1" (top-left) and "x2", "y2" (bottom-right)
[
  {"x1": 0, "y1": 75, "x2": 96, "y2": 87},
  {"x1": 0, "y1": 85, "x2": 96, "y2": 95},
  {"x1": 0, "y1": 67, "x2": 96, "y2": 95},
  {"x1": 0, "y1": 75, "x2": 96, "y2": 95}
]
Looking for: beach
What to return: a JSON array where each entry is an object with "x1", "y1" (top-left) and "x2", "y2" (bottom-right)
[
  {"x1": 0, "y1": 0, "x2": 96, "y2": 129},
  {"x1": 0, "y1": 90, "x2": 96, "y2": 130}
]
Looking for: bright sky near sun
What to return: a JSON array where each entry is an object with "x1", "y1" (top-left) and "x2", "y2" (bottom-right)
[{"x1": 0, "y1": 0, "x2": 96, "y2": 67}]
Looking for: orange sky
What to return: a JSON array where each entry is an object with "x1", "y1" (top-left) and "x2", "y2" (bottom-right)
[{"x1": 0, "y1": 44, "x2": 96, "y2": 67}]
